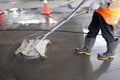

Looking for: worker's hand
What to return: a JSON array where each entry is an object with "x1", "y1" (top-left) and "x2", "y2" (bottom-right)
[{"x1": 79, "y1": 7, "x2": 89, "y2": 13}]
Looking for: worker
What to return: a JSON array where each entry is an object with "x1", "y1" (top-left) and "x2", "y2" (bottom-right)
[{"x1": 75, "y1": 0, "x2": 120, "y2": 60}]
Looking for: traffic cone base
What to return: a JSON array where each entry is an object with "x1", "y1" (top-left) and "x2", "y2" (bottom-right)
[
  {"x1": 0, "y1": 11, "x2": 4, "y2": 15},
  {"x1": 41, "y1": 10, "x2": 52, "y2": 15}
]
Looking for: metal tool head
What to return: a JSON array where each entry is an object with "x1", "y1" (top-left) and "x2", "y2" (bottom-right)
[{"x1": 15, "y1": 39, "x2": 51, "y2": 59}]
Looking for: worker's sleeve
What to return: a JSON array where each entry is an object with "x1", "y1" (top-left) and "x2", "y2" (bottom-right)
[
  {"x1": 89, "y1": 0, "x2": 114, "y2": 11},
  {"x1": 89, "y1": 0, "x2": 100, "y2": 10},
  {"x1": 99, "y1": 0, "x2": 114, "y2": 4}
]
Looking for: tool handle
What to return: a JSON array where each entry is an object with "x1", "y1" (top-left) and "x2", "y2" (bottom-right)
[{"x1": 39, "y1": 0, "x2": 88, "y2": 41}]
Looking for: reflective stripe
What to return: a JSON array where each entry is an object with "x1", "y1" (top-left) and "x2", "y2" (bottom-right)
[
  {"x1": 106, "y1": 17, "x2": 119, "y2": 22},
  {"x1": 96, "y1": 0, "x2": 120, "y2": 25},
  {"x1": 109, "y1": 2, "x2": 120, "y2": 8},
  {"x1": 100, "y1": 4, "x2": 109, "y2": 8},
  {"x1": 100, "y1": 1, "x2": 120, "y2": 8}
]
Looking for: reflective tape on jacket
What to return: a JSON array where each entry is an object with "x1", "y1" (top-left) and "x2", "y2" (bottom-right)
[
  {"x1": 106, "y1": 16, "x2": 119, "y2": 25},
  {"x1": 96, "y1": 0, "x2": 120, "y2": 25}
]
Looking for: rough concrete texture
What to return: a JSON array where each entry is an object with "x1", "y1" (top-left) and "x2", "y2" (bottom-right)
[{"x1": 0, "y1": 0, "x2": 120, "y2": 80}]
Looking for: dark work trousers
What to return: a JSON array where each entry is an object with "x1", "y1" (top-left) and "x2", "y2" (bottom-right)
[{"x1": 86, "y1": 11, "x2": 116, "y2": 43}]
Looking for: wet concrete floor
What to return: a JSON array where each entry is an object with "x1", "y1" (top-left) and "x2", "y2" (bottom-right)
[{"x1": 0, "y1": 1, "x2": 120, "y2": 80}]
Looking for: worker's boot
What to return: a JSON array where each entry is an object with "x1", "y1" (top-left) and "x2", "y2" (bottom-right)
[
  {"x1": 97, "y1": 39, "x2": 118, "y2": 60},
  {"x1": 75, "y1": 37, "x2": 96, "y2": 56}
]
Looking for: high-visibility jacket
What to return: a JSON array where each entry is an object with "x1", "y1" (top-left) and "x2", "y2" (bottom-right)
[{"x1": 96, "y1": 0, "x2": 120, "y2": 25}]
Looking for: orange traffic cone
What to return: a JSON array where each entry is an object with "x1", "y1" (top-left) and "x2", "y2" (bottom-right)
[
  {"x1": 41, "y1": 0, "x2": 52, "y2": 15},
  {"x1": 0, "y1": 11, "x2": 4, "y2": 24}
]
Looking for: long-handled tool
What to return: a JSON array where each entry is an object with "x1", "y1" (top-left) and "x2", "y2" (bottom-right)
[{"x1": 15, "y1": 0, "x2": 89, "y2": 59}]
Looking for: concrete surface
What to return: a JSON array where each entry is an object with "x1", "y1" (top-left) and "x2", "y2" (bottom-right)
[
  {"x1": 0, "y1": 0, "x2": 92, "y2": 10},
  {"x1": 0, "y1": 1, "x2": 120, "y2": 80},
  {"x1": 0, "y1": 1, "x2": 70, "y2": 10}
]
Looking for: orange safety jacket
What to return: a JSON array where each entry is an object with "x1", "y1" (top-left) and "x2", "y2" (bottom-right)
[{"x1": 96, "y1": 0, "x2": 120, "y2": 25}]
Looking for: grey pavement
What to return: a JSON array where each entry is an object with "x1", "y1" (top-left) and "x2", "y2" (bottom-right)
[
  {"x1": 0, "y1": 1, "x2": 69, "y2": 10},
  {"x1": 0, "y1": 1, "x2": 120, "y2": 80},
  {"x1": 0, "y1": 0, "x2": 92, "y2": 10}
]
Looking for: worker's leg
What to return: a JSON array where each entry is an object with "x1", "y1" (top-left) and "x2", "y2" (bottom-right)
[
  {"x1": 75, "y1": 12, "x2": 100, "y2": 55},
  {"x1": 97, "y1": 13, "x2": 118, "y2": 60}
]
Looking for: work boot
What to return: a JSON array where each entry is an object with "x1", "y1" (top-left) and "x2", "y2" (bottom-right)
[
  {"x1": 75, "y1": 37, "x2": 96, "y2": 56},
  {"x1": 97, "y1": 39, "x2": 118, "y2": 60}
]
